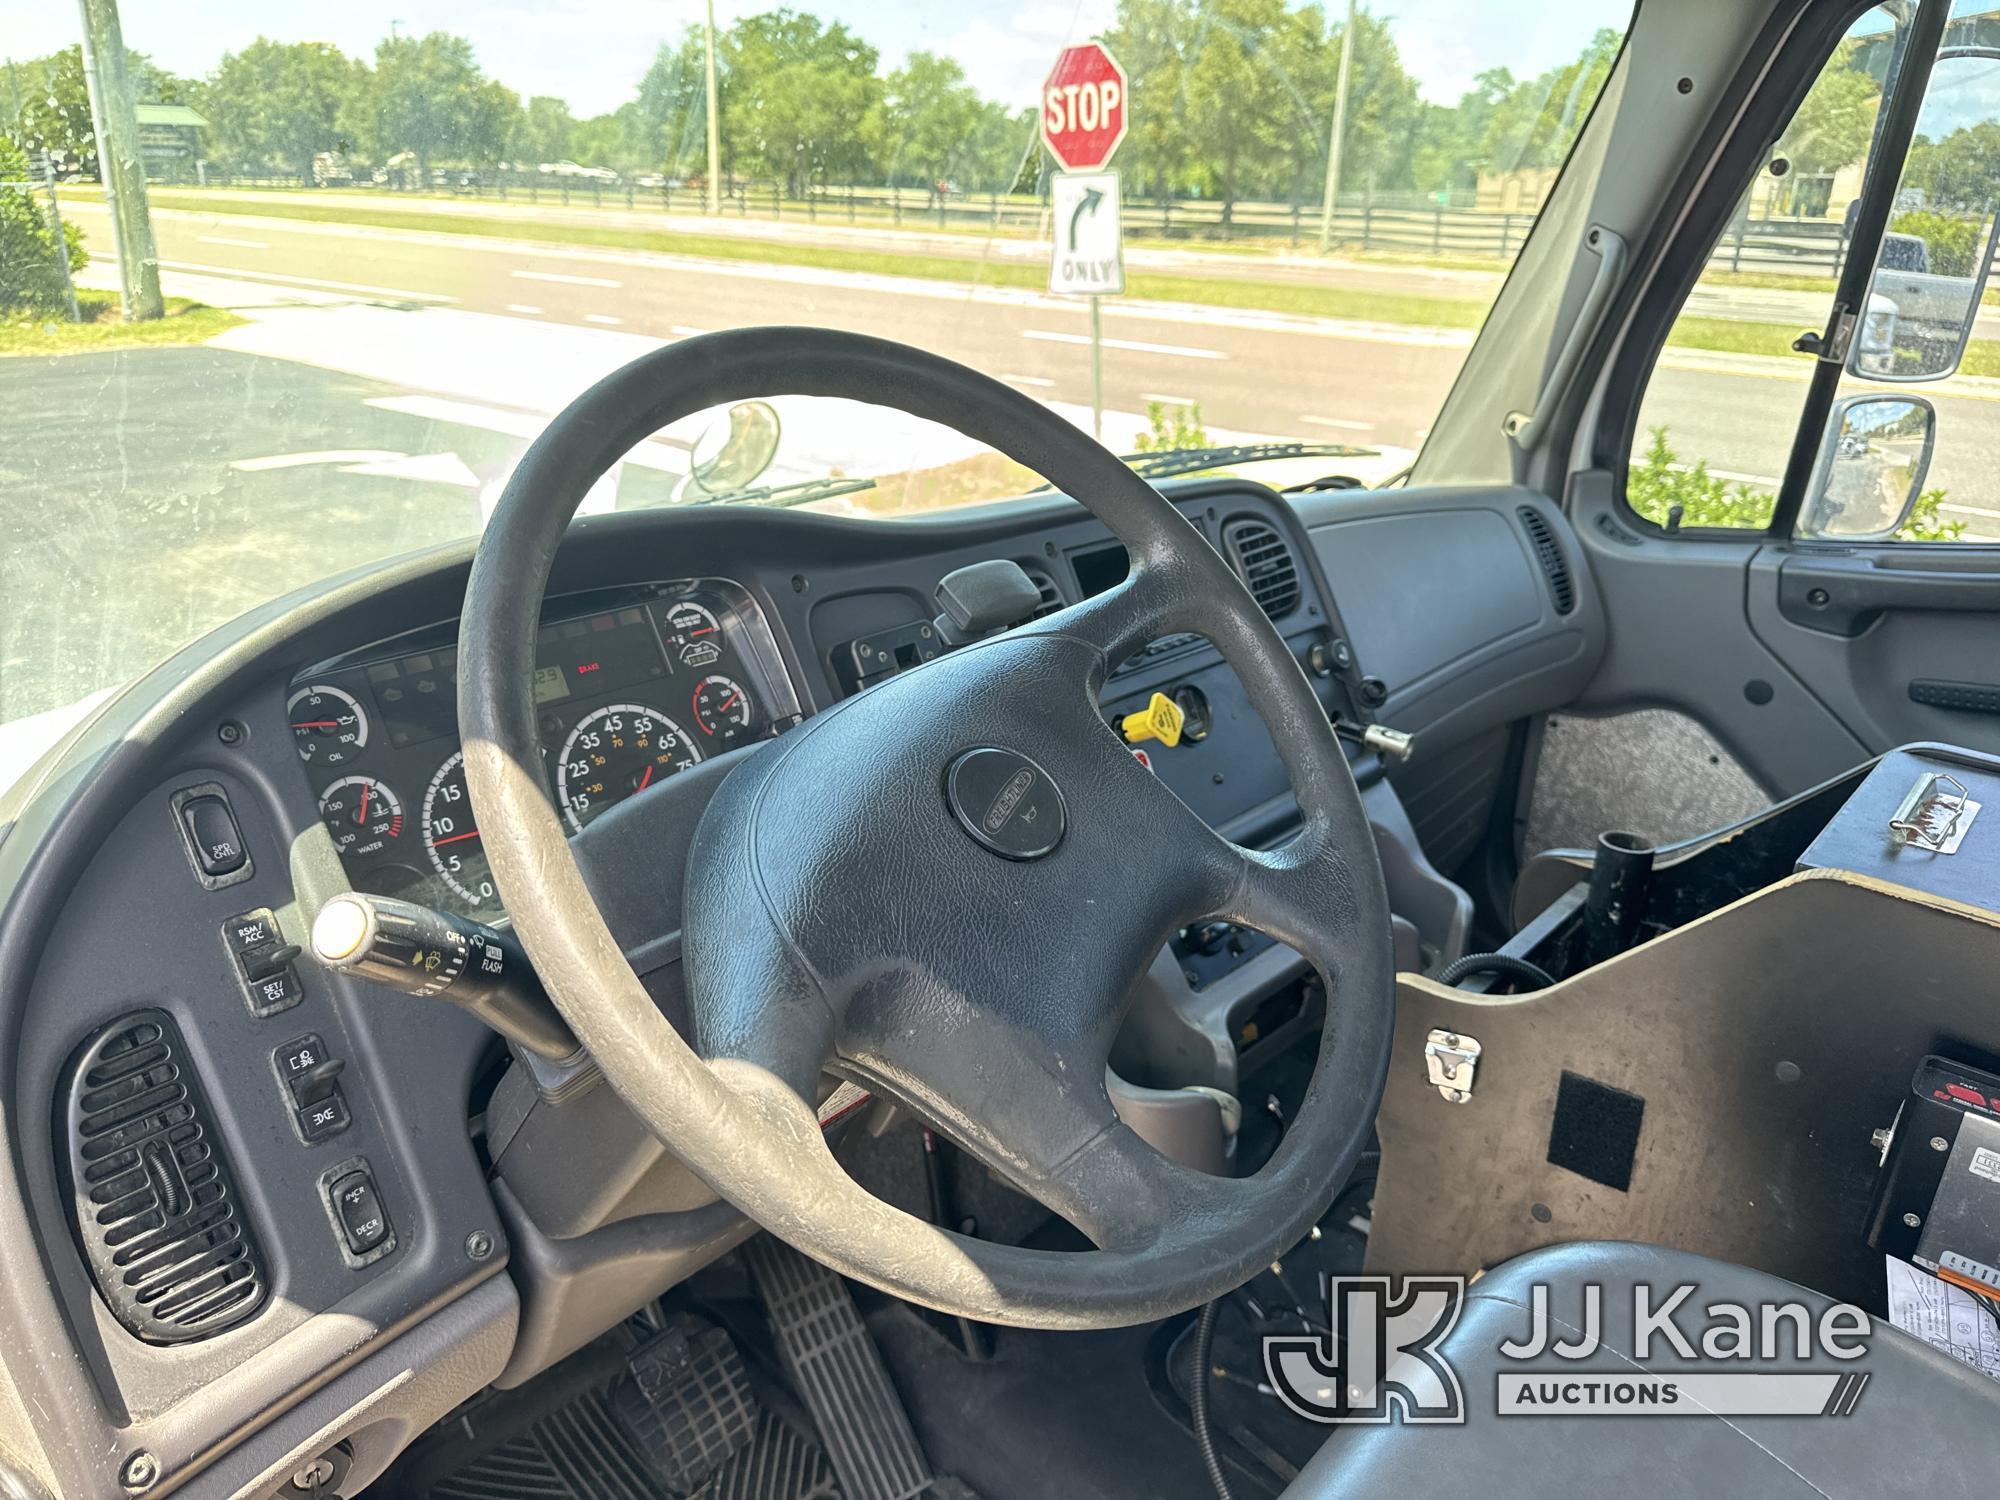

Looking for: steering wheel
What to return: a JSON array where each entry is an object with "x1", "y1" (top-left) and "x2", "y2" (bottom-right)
[{"x1": 458, "y1": 329, "x2": 1394, "y2": 1329}]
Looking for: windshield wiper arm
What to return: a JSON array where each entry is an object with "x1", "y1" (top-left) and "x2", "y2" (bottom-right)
[
  {"x1": 1030, "y1": 440, "x2": 1377, "y2": 491},
  {"x1": 683, "y1": 475, "x2": 879, "y2": 510}
]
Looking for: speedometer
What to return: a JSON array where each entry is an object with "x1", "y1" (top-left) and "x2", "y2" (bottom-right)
[
  {"x1": 557, "y1": 704, "x2": 701, "y2": 832},
  {"x1": 421, "y1": 751, "x2": 498, "y2": 912}
]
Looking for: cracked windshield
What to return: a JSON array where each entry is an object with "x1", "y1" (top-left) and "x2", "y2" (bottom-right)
[{"x1": 2, "y1": 0, "x2": 1627, "y2": 751}]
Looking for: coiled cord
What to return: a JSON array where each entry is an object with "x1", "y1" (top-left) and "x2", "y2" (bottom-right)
[
  {"x1": 1189, "y1": 1296, "x2": 1234, "y2": 1500},
  {"x1": 1435, "y1": 950, "x2": 1556, "y2": 991}
]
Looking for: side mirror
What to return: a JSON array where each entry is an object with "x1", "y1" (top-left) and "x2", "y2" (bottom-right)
[
  {"x1": 1799, "y1": 393, "x2": 1936, "y2": 540},
  {"x1": 1848, "y1": 52, "x2": 2000, "y2": 383},
  {"x1": 685, "y1": 401, "x2": 781, "y2": 496}
]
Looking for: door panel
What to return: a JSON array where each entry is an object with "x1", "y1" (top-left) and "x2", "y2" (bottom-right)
[
  {"x1": 1564, "y1": 473, "x2": 1870, "y2": 797},
  {"x1": 1748, "y1": 546, "x2": 2000, "y2": 757}
]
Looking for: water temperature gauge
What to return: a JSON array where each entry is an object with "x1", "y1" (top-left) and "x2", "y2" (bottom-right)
[{"x1": 318, "y1": 776, "x2": 404, "y2": 858}]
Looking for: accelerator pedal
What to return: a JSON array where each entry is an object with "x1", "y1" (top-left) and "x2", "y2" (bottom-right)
[{"x1": 741, "y1": 1236, "x2": 939, "y2": 1500}]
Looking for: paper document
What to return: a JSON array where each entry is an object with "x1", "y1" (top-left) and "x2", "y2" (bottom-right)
[{"x1": 1884, "y1": 1257, "x2": 2000, "y2": 1381}]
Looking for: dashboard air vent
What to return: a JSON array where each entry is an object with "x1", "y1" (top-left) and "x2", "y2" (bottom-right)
[
  {"x1": 1021, "y1": 565, "x2": 1066, "y2": 619},
  {"x1": 1221, "y1": 518, "x2": 1301, "y2": 621},
  {"x1": 1517, "y1": 506, "x2": 1576, "y2": 615},
  {"x1": 61, "y1": 1009, "x2": 266, "y2": 1344}
]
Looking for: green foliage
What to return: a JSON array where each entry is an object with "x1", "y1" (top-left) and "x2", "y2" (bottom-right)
[
  {"x1": 0, "y1": 133, "x2": 85, "y2": 316},
  {"x1": 1775, "y1": 39, "x2": 1881, "y2": 181},
  {"x1": 1889, "y1": 208, "x2": 1981, "y2": 276},
  {"x1": 205, "y1": 40, "x2": 363, "y2": 182},
  {"x1": 513, "y1": 96, "x2": 577, "y2": 168},
  {"x1": 1904, "y1": 119, "x2": 2000, "y2": 214},
  {"x1": 1132, "y1": 401, "x2": 1212, "y2": 453},
  {"x1": 1628, "y1": 426, "x2": 1966, "y2": 540},
  {"x1": 356, "y1": 32, "x2": 518, "y2": 174}
]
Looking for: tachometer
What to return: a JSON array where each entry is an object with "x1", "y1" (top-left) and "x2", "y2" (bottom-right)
[
  {"x1": 318, "y1": 775, "x2": 405, "y2": 857},
  {"x1": 557, "y1": 704, "x2": 701, "y2": 832},
  {"x1": 422, "y1": 751, "x2": 498, "y2": 911},
  {"x1": 288, "y1": 684, "x2": 368, "y2": 765},
  {"x1": 661, "y1": 601, "x2": 724, "y2": 669},
  {"x1": 691, "y1": 675, "x2": 754, "y2": 739}
]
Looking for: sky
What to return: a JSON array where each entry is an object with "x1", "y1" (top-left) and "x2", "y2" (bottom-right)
[{"x1": 0, "y1": 0, "x2": 1629, "y2": 118}]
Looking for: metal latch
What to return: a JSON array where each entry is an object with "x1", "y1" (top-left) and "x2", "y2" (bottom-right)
[
  {"x1": 1424, "y1": 1028, "x2": 1480, "y2": 1104},
  {"x1": 1889, "y1": 771, "x2": 1980, "y2": 853}
]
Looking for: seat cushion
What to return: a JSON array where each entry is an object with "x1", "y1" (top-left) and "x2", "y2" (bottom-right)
[{"x1": 1284, "y1": 1241, "x2": 2000, "y2": 1497}]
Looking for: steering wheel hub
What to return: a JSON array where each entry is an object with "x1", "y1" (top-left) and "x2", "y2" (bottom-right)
[{"x1": 946, "y1": 746, "x2": 1067, "y2": 861}]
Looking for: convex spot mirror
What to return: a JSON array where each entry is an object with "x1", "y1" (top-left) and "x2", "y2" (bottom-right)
[
  {"x1": 1851, "y1": 51, "x2": 2000, "y2": 383},
  {"x1": 685, "y1": 400, "x2": 781, "y2": 495},
  {"x1": 1800, "y1": 393, "x2": 1936, "y2": 539}
]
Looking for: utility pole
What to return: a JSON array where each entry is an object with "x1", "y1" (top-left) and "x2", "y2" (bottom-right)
[
  {"x1": 1316, "y1": 0, "x2": 1356, "y2": 255},
  {"x1": 76, "y1": 0, "x2": 162, "y2": 319},
  {"x1": 703, "y1": 0, "x2": 722, "y2": 217}
]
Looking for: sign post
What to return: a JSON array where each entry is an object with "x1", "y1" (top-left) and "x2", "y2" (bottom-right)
[{"x1": 1041, "y1": 43, "x2": 1129, "y2": 441}]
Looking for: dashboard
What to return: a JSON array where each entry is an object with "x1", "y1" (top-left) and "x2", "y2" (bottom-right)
[
  {"x1": 287, "y1": 581, "x2": 799, "y2": 918},
  {"x1": 0, "y1": 474, "x2": 1600, "y2": 1500}
]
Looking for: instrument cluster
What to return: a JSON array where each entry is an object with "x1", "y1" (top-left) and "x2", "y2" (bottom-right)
[{"x1": 287, "y1": 579, "x2": 799, "y2": 918}]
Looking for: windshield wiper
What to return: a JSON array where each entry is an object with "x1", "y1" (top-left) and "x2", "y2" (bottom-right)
[
  {"x1": 683, "y1": 475, "x2": 879, "y2": 509},
  {"x1": 1030, "y1": 440, "x2": 1376, "y2": 491}
]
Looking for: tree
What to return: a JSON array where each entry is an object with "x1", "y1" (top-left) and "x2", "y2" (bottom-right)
[
  {"x1": 633, "y1": 31, "x2": 712, "y2": 178},
  {"x1": 1774, "y1": 38, "x2": 1880, "y2": 183},
  {"x1": 514, "y1": 95, "x2": 576, "y2": 166},
  {"x1": 869, "y1": 52, "x2": 980, "y2": 188},
  {"x1": 1485, "y1": 26, "x2": 1624, "y2": 174},
  {"x1": 720, "y1": 11, "x2": 881, "y2": 195},
  {"x1": 205, "y1": 40, "x2": 362, "y2": 183},
  {"x1": 355, "y1": 32, "x2": 517, "y2": 180},
  {"x1": 1178, "y1": 0, "x2": 1306, "y2": 223},
  {"x1": 0, "y1": 132, "x2": 85, "y2": 314},
  {"x1": 4, "y1": 47, "x2": 98, "y2": 176}
]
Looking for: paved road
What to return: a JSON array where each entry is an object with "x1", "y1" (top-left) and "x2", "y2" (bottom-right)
[
  {"x1": 12, "y1": 202, "x2": 1999, "y2": 730},
  {"x1": 69, "y1": 202, "x2": 2000, "y2": 517}
]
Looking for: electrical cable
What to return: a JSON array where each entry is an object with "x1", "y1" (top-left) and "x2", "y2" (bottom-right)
[
  {"x1": 1189, "y1": 1296, "x2": 1234, "y2": 1500},
  {"x1": 1435, "y1": 950, "x2": 1557, "y2": 991}
]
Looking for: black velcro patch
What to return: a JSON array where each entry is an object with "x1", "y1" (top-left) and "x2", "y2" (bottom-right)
[{"x1": 1546, "y1": 1070, "x2": 1645, "y2": 1192}]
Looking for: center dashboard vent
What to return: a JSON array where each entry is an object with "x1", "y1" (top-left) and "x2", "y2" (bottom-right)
[
  {"x1": 1517, "y1": 505, "x2": 1576, "y2": 616},
  {"x1": 1221, "y1": 518, "x2": 1301, "y2": 621},
  {"x1": 1020, "y1": 564, "x2": 1066, "y2": 620},
  {"x1": 60, "y1": 1009, "x2": 266, "y2": 1344}
]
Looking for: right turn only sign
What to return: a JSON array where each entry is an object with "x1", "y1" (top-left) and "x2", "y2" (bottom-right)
[{"x1": 1049, "y1": 170, "x2": 1124, "y2": 295}]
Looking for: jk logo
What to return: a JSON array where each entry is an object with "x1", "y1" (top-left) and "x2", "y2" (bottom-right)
[{"x1": 1263, "y1": 1276, "x2": 1468, "y2": 1424}]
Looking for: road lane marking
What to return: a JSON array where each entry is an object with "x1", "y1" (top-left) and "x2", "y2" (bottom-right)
[
  {"x1": 1301, "y1": 415, "x2": 1374, "y2": 432},
  {"x1": 1669, "y1": 462, "x2": 1781, "y2": 487},
  {"x1": 1943, "y1": 503, "x2": 2000, "y2": 519},
  {"x1": 198, "y1": 234, "x2": 267, "y2": 249},
  {"x1": 158, "y1": 260, "x2": 456, "y2": 303},
  {"x1": 505, "y1": 303, "x2": 543, "y2": 315},
  {"x1": 670, "y1": 324, "x2": 712, "y2": 336},
  {"x1": 584, "y1": 313, "x2": 623, "y2": 325},
  {"x1": 1001, "y1": 373, "x2": 1055, "y2": 388},
  {"x1": 1023, "y1": 329, "x2": 1225, "y2": 360},
  {"x1": 232, "y1": 450, "x2": 406, "y2": 472},
  {"x1": 513, "y1": 268, "x2": 622, "y2": 287},
  {"x1": 1141, "y1": 392, "x2": 1196, "y2": 406}
]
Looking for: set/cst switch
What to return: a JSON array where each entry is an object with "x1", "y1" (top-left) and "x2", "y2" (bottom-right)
[{"x1": 222, "y1": 908, "x2": 304, "y2": 1016}]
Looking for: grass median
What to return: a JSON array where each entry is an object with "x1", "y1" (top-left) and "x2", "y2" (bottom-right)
[{"x1": 0, "y1": 291, "x2": 243, "y2": 357}]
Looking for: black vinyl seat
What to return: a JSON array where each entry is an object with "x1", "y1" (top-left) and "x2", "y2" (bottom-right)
[{"x1": 1285, "y1": 1241, "x2": 2000, "y2": 1496}]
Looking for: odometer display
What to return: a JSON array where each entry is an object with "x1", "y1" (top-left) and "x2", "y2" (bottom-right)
[
  {"x1": 557, "y1": 704, "x2": 701, "y2": 832},
  {"x1": 422, "y1": 751, "x2": 498, "y2": 912}
]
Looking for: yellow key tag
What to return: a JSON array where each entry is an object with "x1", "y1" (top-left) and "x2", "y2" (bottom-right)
[{"x1": 1121, "y1": 691, "x2": 1184, "y2": 749}]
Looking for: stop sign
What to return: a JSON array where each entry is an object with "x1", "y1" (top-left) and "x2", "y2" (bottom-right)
[{"x1": 1041, "y1": 44, "x2": 1128, "y2": 171}]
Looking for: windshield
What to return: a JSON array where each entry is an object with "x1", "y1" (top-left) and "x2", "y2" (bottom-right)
[{"x1": 0, "y1": 0, "x2": 1626, "y2": 741}]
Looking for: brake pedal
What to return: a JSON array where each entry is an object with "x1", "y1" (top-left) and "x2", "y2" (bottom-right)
[
  {"x1": 742, "y1": 1236, "x2": 937, "y2": 1500},
  {"x1": 611, "y1": 1314, "x2": 759, "y2": 1492}
]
